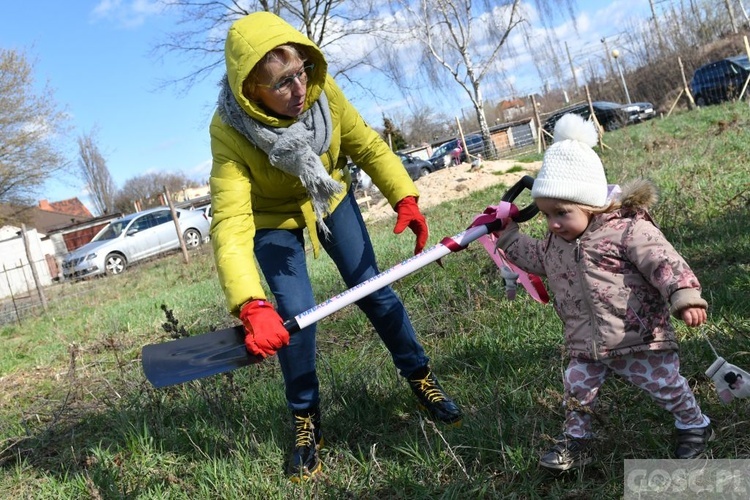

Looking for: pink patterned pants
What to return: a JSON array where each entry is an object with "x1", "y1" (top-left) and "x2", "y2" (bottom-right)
[{"x1": 563, "y1": 350, "x2": 708, "y2": 438}]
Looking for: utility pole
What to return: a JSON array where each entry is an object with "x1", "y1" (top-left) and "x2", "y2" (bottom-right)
[
  {"x1": 565, "y1": 41, "x2": 579, "y2": 93},
  {"x1": 649, "y1": 0, "x2": 666, "y2": 52},
  {"x1": 612, "y1": 50, "x2": 632, "y2": 104},
  {"x1": 739, "y1": 0, "x2": 750, "y2": 24},
  {"x1": 601, "y1": 38, "x2": 616, "y2": 77},
  {"x1": 724, "y1": 0, "x2": 739, "y2": 33}
]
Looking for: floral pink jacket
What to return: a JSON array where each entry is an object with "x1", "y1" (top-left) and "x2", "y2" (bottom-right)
[{"x1": 495, "y1": 181, "x2": 707, "y2": 360}]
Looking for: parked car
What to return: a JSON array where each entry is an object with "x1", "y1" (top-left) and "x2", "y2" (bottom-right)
[
  {"x1": 349, "y1": 152, "x2": 430, "y2": 191},
  {"x1": 690, "y1": 54, "x2": 750, "y2": 106},
  {"x1": 428, "y1": 135, "x2": 484, "y2": 170},
  {"x1": 543, "y1": 101, "x2": 630, "y2": 139},
  {"x1": 396, "y1": 152, "x2": 433, "y2": 178},
  {"x1": 621, "y1": 101, "x2": 655, "y2": 123},
  {"x1": 61, "y1": 207, "x2": 210, "y2": 279},
  {"x1": 199, "y1": 203, "x2": 213, "y2": 224},
  {"x1": 348, "y1": 163, "x2": 369, "y2": 191}
]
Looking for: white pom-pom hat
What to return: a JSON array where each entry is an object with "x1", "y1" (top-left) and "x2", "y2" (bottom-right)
[{"x1": 532, "y1": 113, "x2": 608, "y2": 207}]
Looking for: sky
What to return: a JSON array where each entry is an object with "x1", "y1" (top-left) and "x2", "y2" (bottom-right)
[{"x1": 0, "y1": 0, "x2": 657, "y2": 213}]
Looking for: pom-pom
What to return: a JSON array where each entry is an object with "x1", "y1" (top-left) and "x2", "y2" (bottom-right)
[{"x1": 553, "y1": 113, "x2": 598, "y2": 148}]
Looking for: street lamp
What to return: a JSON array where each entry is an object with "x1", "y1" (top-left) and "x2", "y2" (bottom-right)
[{"x1": 611, "y1": 49, "x2": 631, "y2": 104}]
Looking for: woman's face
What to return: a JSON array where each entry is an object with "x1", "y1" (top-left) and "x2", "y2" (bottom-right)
[
  {"x1": 534, "y1": 197, "x2": 592, "y2": 242},
  {"x1": 252, "y1": 57, "x2": 309, "y2": 118}
]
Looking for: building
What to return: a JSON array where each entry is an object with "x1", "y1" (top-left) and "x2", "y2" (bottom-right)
[{"x1": 0, "y1": 197, "x2": 100, "y2": 298}]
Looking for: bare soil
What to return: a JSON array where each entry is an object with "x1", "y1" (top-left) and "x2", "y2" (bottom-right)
[{"x1": 359, "y1": 159, "x2": 541, "y2": 223}]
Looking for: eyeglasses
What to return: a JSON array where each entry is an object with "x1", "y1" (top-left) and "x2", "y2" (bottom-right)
[{"x1": 259, "y1": 63, "x2": 315, "y2": 95}]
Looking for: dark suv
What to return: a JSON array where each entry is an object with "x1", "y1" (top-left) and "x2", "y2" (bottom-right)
[
  {"x1": 428, "y1": 135, "x2": 484, "y2": 170},
  {"x1": 543, "y1": 101, "x2": 629, "y2": 140},
  {"x1": 690, "y1": 55, "x2": 750, "y2": 106}
]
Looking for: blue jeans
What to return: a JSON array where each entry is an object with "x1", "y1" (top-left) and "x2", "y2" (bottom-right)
[{"x1": 254, "y1": 190, "x2": 429, "y2": 411}]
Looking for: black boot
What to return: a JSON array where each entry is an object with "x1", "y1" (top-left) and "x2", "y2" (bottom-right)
[
  {"x1": 539, "y1": 434, "x2": 593, "y2": 471},
  {"x1": 407, "y1": 366, "x2": 463, "y2": 426},
  {"x1": 287, "y1": 407, "x2": 324, "y2": 482},
  {"x1": 675, "y1": 423, "x2": 715, "y2": 459}
]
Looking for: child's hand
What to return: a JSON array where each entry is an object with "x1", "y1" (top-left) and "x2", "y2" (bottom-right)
[
  {"x1": 680, "y1": 307, "x2": 707, "y2": 327},
  {"x1": 491, "y1": 219, "x2": 517, "y2": 238}
]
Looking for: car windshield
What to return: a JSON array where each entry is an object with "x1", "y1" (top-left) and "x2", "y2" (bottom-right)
[
  {"x1": 93, "y1": 218, "x2": 132, "y2": 241},
  {"x1": 731, "y1": 55, "x2": 750, "y2": 70},
  {"x1": 595, "y1": 102, "x2": 621, "y2": 109},
  {"x1": 430, "y1": 145, "x2": 448, "y2": 159}
]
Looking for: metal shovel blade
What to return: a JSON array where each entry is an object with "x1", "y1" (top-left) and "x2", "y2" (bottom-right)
[{"x1": 141, "y1": 325, "x2": 259, "y2": 388}]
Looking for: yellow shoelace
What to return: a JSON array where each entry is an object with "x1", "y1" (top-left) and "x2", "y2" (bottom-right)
[
  {"x1": 294, "y1": 414, "x2": 316, "y2": 448},
  {"x1": 412, "y1": 374, "x2": 446, "y2": 403}
]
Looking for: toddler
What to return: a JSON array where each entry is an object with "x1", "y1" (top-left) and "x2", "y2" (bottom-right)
[{"x1": 495, "y1": 113, "x2": 713, "y2": 471}]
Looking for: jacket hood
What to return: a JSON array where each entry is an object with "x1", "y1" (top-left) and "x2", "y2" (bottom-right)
[
  {"x1": 618, "y1": 178, "x2": 658, "y2": 211},
  {"x1": 585, "y1": 178, "x2": 659, "y2": 234},
  {"x1": 223, "y1": 12, "x2": 328, "y2": 127}
]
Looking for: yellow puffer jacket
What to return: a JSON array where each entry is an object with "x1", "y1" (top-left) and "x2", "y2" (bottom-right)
[{"x1": 210, "y1": 12, "x2": 418, "y2": 316}]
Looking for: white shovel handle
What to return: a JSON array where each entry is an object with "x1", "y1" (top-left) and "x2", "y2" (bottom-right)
[
  {"x1": 283, "y1": 174, "x2": 537, "y2": 333},
  {"x1": 284, "y1": 224, "x2": 491, "y2": 332}
]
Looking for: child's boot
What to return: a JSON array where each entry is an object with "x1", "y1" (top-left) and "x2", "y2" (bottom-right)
[
  {"x1": 539, "y1": 434, "x2": 593, "y2": 471},
  {"x1": 675, "y1": 422, "x2": 714, "y2": 459}
]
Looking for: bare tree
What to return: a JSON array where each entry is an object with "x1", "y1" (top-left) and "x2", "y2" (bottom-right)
[
  {"x1": 401, "y1": 107, "x2": 453, "y2": 145},
  {"x1": 521, "y1": 23, "x2": 569, "y2": 98},
  {"x1": 0, "y1": 49, "x2": 69, "y2": 219},
  {"x1": 77, "y1": 129, "x2": 117, "y2": 216},
  {"x1": 114, "y1": 172, "x2": 199, "y2": 214},
  {"x1": 154, "y1": 0, "x2": 384, "y2": 92},
  {"x1": 385, "y1": 0, "x2": 576, "y2": 158}
]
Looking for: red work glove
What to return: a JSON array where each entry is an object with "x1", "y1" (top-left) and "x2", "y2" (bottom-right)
[
  {"x1": 393, "y1": 196, "x2": 428, "y2": 255},
  {"x1": 239, "y1": 299, "x2": 289, "y2": 358}
]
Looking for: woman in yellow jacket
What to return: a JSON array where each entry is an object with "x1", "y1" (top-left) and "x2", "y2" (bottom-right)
[{"x1": 209, "y1": 12, "x2": 461, "y2": 481}]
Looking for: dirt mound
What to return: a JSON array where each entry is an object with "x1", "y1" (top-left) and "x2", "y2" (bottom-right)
[{"x1": 359, "y1": 159, "x2": 541, "y2": 223}]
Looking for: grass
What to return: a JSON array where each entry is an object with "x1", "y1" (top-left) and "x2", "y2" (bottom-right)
[{"x1": 1, "y1": 102, "x2": 749, "y2": 498}]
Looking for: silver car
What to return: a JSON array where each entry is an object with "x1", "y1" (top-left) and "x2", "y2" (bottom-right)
[{"x1": 61, "y1": 207, "x2": 210, "y2": 279}]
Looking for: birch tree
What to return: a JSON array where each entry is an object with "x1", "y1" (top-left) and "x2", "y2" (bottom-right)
[
  {"x1": 385, "y1": 0, "x2": 576, "y2": 157},
  {"x1": 154, "y1": 0, "x2": 384, "y2": 91}
]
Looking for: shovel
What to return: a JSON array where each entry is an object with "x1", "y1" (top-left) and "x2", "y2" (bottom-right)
[{"x1": 141, "y1": 175, "x2": 537, "y2": 388}]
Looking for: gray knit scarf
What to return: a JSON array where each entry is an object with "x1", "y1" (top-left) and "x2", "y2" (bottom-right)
[{"x1": 217, "y1": 75, "x2": 342, "y2": 235}]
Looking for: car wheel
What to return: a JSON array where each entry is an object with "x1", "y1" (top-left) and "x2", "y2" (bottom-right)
[
  {"x1": 603, "y1": 118, "x2": 622, "y2": 132},
  {"x1": 420, "y1": 167, "x2": 431, "y2": 177},
  {"x1": 183, "y1": 228, "x2": 202, "y2": 249},
  {"x1": 105, "y1": 253, "x2": 127, "y2": 276},
  {"x1": 695, "y1": 95, "x2": 706, "y2": 107}
]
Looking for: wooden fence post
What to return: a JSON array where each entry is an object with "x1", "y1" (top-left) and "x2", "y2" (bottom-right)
[
  {"x1": 678, "y1": 57, "x2": 696, "y2": 109},
  {"x1": 20, "y1": 223, "x2": 48, "y2": 312},
  {"x1": 3, "y1": 263, "x2": 21, "y2": 325},
  {"x1": 530, "y1": 94, "x2": 544, "y2": 153},
  {"x1": 667, "y1": 89, "x2": 684, "y2": 117},
  {"x1": 164, "y1": 186, "x2": 189, "y2": 264},
  {"x1": 739, "y1": 35, "x2": 750, "y2": 101},
  {"x1": 585, "y1": 85, "x2": 605, "y2": 150},
  {"x1": 455, "y1": 116, "x2": 468, "y2": 164}
]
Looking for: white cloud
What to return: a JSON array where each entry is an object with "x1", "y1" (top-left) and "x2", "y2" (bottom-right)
[{"x1": 91, "y1": 0, "x2": 165, "y2": 28}]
